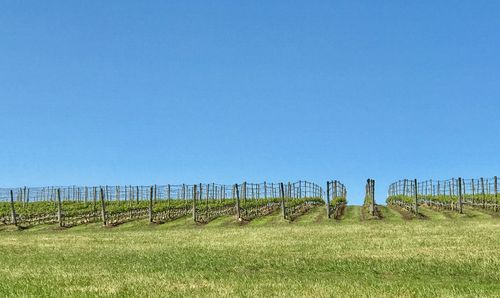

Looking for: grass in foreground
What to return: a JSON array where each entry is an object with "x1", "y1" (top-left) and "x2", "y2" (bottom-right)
[{"x1": 0, "y1": 206, "x2": 499, "y2": 297}]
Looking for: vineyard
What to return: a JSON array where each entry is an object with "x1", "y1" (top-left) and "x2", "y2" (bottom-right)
[
  {"x1": 362, "y1": 178, "x2": 381, "y2": 219},
  {"x1": 387, "y1": 176, "x2": 499, "y2": 215},
  {"x1": 325, "y1": 180, "x2": 347, "y2": 219},
  {"x1": 0, "y1": 180, "x2": 340, "y2": 228},
  {"x1": 2, "y1": 176, "x2": 499, "y2": 229},
  {"x1": 0, "y1": 178, "x2": 499, "y2": 296}
]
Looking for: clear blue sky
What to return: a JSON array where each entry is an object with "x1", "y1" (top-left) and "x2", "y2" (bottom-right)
[{"x1": 1, "y1": 1, "x2": 500, "y2": 204}]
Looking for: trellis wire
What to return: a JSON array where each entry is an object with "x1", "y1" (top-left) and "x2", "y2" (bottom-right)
[
  {"x1": 387, "y1": 176, "x2": 499, "y2": 214},
  {"x1": 0, "y1": 180, "x2": 329, "y2": 227},
  {"x1": 325, "y1": 180, "x2": 347, "y2": 219}
]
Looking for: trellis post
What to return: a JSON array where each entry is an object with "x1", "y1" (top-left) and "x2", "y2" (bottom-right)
[
  {"x1": 155, "y1": 185, "x2": 159, "y2": 203},
  {"x1": 22, "y1": 186, "x2": 26, "y2": 207},
  {"x1": 136, "y1": 186, "x2": 139, "y2": 204},
  {"x1": 100, "y1": 187, "x2": 107, "y2": 226},
  {"x1": 57, "y1": 188, "x2": 63, "y2": 227},
  {"x1": 9, "y1": 190, "x2": 17, "y2": 226},
  {"x1": 326, "y1": 181, "x2": 331, "y2": 219},
  {"x1": 371, "y1": 179, "x2": 375, "y2": 216},
  {"x1": 84, "y1": 186, "x2": 88, "y2": 206},
  {"x1": 92, "y1": 187, "x2": 97, "y2": 214},
  {"x1": 471, "y1": 179, "x2": 475, "y2": 205},
  {"x1": 167, "y1": 184, "x2": 171, "y2": 217},
  {"x1": 414, "y1": 179, "x2": 419, "y2": 214},
  {"x1": 430, "y1": 179, "x2": 433, "y2": 196},
  {"x1": 192, "y1": 184, "x2": 197, "y2": 222},
  {"x1": 458, "y1": 177, "x2": 463, "y2": 214},
  {"x1": 235, "y1": 184, "x2": 241, "y2": 221},
  {"x1": 182, "y1": 184, "x2": 187, "y2": 214},
  {"x1": 333, "y1": 181, "x2": 338, "y2": 217},
  {"x1": 243, "y1": 182, "x2": 247, "y2": 205},
  {"x1": 206, "y1": 183, "x2": 210, "y2": 212},
  {"x1": 148, "y1": 186, "x2": 153, "y2": 223},
  {"x1": 264, "y1": 182, "x2": 268, "y2": 206},
  {"x1": 481, "y1": 177, "x2": 485, "y2": 208},
  {"x1": 494, "y1": 176, "x2": 498, "y2": 212},
  {"x1": 280, "y1": 183, "x2": 286, "y2": 219}
]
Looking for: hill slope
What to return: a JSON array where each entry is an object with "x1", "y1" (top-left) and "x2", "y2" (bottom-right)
[{"x1": 0, "y1": 206, "x2": 499, "y2": 297}]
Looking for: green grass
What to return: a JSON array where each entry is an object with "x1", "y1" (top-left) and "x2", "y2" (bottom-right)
[
  {"x1": 0, "y1": 206, "x2": 499, "y2": 297},
  {"x1": 377, "y1": 205, "x2": 405, "y2": 222}
]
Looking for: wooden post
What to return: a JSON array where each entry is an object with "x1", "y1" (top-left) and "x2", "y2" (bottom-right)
[
  {"x1": 471, "y1": 179, "x2": 475, "y2": 204},
  {"x1": 264, "y1": 182, "x2": 268, "y2": 206},
  {"x1": 192, "y1": 184, "x2": 197, "y2": 222},
  {"x1": 257, "y1": 183, "x2": 261, "y2": 210},
  {"x1": 124, "y1": 186, "x2": 128, "y2": 203},
  {"x1": 430, "y1": 179, "x2": 433, "y2": 196},
  {"x1": 167, "y1": 184, "x2": 171, "y2": 217},
  {"x1": 235, "y1": 184, "x2": 241, "y2": 221},
  {"x1": 448, "y1": 180, "x2": 453, "y2": 210},
  {"x1": 148, "y1": 186, "x2": 153, "y2": 223},
  {"x1": 130, "y1": 185, "x2": 133, "y2": 203},
  {"x1": 333, "y1": 181, "x2": 338, "y2": 216},
  {"x1": 414, "y1": 179, "x2": 419, "y2": 214},
  {"x1": 326, "y1": 181, "x2": 331, "y2": 219},
  {"x1": 242, "y1": 182, "x2": 247, "y2": 217},
  {"x1": 481, "y1": 177, "x2": 485, "y2": 208},
  {"x1": 99, "y1": 187, "x2": 107, "y2": 226},
  {"x1": 458, "y1": 177, "x2": 463, "y2": 214},
  {"x1": 105, "y1": 186, "x2": 109, "y2": 205},
  {"x1": 22, "y1": 186, "x2": 26, "y2": 207},
  {"x1": 9, "y1": 190, "x2": 17, "y2": 226},
  {"x1": 206, "y1": 183, "x2": 209, "y2": 212},
  {"x1": 136, "y1": 186, "x2": 139, "y2": 204},
  {"x1": 243, "y1": 182, "x2": 247, "y2": 205},
  {"x1": 84, "y1": 186, "x2": 88, "y2": 206},
  {"x1": 154, "y1": 185, "x2": 157, "y2": 204},
  {"x1": 100, "y1": 187, "x2": 107, "y2": 226},
  {"x1": 366, "y1": 181, "x2": 369, "y2": 202},
  {"x1": 494, "y1": 176, "x2": 498, "y2": 212},
  {"x1": 451, "y1": 178, "x2": 455, "y2": 196},
  {"x1": 371, "y1": 179, "x2": 375, "y2": 216},
  {"x1": 182, "y1": 184, "x2": 187, "y2": 213},
  {"x1": 280, "y1": 183, "x2": 286, "y2": 219},
  {"x1": 57, "y1": 188, "x2": 63, "y2": 227},
  {"x1": 92, "y1": 186, "x2": 97, "y2": 213}
]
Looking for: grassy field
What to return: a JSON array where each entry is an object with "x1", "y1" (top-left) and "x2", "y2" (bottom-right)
[{"x1": 0, "y1": 205, "x2": 499, "y2": 297}]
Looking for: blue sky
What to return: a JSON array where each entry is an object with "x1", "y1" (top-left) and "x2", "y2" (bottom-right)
[{"x1": 1, "y1": 1, "x2": 499, "y2": 204}]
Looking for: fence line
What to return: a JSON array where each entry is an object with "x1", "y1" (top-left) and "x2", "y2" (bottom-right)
[
  {"x1": 0, "y1": 180, "x2": 332, "y2": 227},
  {"x1": 325, "y1": 180, "x2": 347, "y2": 219},
  {"x1": 387, "y1": 176, "x2": 499, "y2": 214}
]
